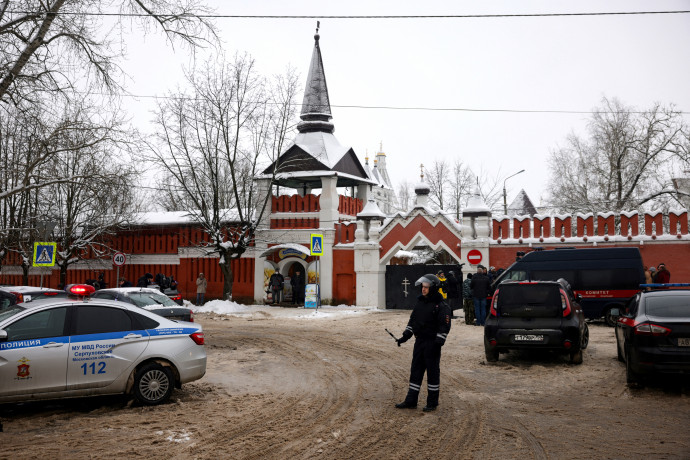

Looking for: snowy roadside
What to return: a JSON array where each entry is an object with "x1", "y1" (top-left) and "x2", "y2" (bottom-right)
[{"x1": 187, "y1": 299, "x2": 385, "y2": 320}]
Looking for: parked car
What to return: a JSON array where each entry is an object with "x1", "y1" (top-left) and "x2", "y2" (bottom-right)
[
  {"x1": 490, "y1": 247, "x2": 645, "y2": 326},
  {"x1": 91, "y1": 287, "x2": 193, "y2": 322},
  {"x1": 0, "y1": 284, "x2": 206, "y2": 405},
  {"x1": 484, "y1": 279, "x2": 589, "y2": 364},
  {"x1": 614, "y1": 289, "x2": 690, "y2": 385},
  {"x1": 147, "y1": 283, "x2": 184, "y2": 306},
  {"x1": 0, "y1": 289, "x2": 17, "y2": 311},
  {"x1": 0, "y1": 285, "x2": 68, "y2": 304}
]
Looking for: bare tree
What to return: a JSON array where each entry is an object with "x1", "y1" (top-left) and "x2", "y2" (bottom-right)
[
  {"x1": 395, "y1": 180, "x2": 414, "y2": 213},
  {"x1": 425, "y1": 159, "x2": 449, "y2": 210},
  {"x1": 0, "y1": 94, "x2": 138, "y2": 281},
  {"x1": 546, "y1": 97, "x2": 690, "y2": 213},
  {"x1": 44, "y1": 101, "x2": 139, "y2": 286},
  {"x1": 0, "y1": 0, "x2": 217, "y2": 105},
  {"x1": 146, "y1": 53, "x2": 299, "y2": 299},
  {"x1": 448, "y1": 158, "x2": 473, "y2": 220}
]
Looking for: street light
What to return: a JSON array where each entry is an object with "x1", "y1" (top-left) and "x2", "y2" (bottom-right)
[{"x1": 503, "y1": 169, "x2": 526, "y2": 215}]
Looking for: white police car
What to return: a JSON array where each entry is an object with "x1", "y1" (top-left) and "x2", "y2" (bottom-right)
[{"x1": 0, "y1": 285, "x2": 206, "y2": 405}]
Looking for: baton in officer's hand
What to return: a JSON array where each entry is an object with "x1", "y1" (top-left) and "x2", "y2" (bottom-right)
[{"x1": 385, "y1": 328, "x2": 401, "y2": 346}]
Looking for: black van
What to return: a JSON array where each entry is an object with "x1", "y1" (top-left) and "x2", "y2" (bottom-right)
[{"x1": 490, "y1": 247, "x2": 645, "y2": 326}]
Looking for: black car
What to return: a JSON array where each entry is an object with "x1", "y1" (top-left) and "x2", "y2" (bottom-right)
[
  {"x1": 615, "y1": 289, "x2": 690, "y2": 385},
  {"x1": 0, "y1": 286, "x2": 68, "y2": 304},
  {"x1": 484, "y1": 279, "x2": 589, "y2": 364},
  {"x1": 0, "y1": 289, "x2": 17, "y2": 310},
  {"x1": 90, "y1": 287, "x2": 194, "y2": 322}
]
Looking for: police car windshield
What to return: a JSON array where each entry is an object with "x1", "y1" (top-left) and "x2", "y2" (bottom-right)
[
  {"x1": 128, "y1": 292, "x2": 176, "y2": 307},
  {"x1": 0, "y1": 305, "x2": 25, "y2": 322}
]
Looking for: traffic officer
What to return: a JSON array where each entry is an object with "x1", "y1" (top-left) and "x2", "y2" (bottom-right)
[{"x1": 395, "y1": 273, "x2": 452, "y2": 412}]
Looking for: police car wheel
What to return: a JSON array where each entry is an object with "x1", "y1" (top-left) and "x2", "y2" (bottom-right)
[{"x1": 134, "y1": 363, "x2": 174, "y2": 405}]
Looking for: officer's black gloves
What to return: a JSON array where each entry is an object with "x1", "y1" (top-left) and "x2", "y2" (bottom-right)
[
  {"x1": 435, "y1": 337, "x2": 445, "y2": 347},
  {"x1": 397, "y1": 336, "x2": 408, "y2": 347}
]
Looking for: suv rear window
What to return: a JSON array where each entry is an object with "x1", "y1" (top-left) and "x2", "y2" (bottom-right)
[{"x1": 497, "y1": 284, "x2": 562, "y2": 318}]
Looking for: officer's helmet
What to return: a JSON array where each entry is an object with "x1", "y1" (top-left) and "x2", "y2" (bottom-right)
[{"x1": 415, "y1": 273, "x2": 441, "y2": 289}]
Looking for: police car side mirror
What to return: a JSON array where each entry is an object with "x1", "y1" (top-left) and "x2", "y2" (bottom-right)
[{"x1": 0, "y1": 330, "x2": 7, "y2": 342}]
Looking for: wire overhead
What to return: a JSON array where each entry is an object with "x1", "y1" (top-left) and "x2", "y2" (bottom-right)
[{"x1": 5, "y1": 10, "x2": 690, "y2": 19}]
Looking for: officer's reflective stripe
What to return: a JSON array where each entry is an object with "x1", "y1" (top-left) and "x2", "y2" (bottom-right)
[
  {"x1": 405, "y1": 326, "x2": 413, "y2": 333},
  {"x1": 408, "y1": 382, "x2": 421, "y2": 391},
  {"x1": 436, "y1": 333, "x2": 447, "y2": 340},
  {"x1": 0, "y1": 336, "x2": 69, "y2": 350},
  {"x1": 427, "y1": 384, "x2": 440, "y2": 391}
]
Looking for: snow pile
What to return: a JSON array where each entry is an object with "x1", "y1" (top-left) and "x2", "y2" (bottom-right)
[{"x1": 190, "y1": 299, "x2": 381, "y2": 320}]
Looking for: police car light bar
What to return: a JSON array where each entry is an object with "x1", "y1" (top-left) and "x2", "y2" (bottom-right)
[{"x1": 66, "y1": 284, "x2": 96, "y2": 296}]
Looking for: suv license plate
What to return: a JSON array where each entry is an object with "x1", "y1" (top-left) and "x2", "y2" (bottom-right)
[
  {"x1": 514, "y1": 334, "x2": 544, "y2": 342},
  {"x1": 678, "y1": 338, "x2": 690, "y2": 347}
]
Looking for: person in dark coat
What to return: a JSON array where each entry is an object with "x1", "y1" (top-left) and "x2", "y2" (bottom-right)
[
  {"x1": 291, "y1": 270, "x2": 305, "y2": 305},
  {"x1": 470, "y1": 266, "x2": 491, "y2": 326},
  {"x1": 462, "y1": 273, "x2": 475, "y2": 325},
  {"x1": 395, "y1": 273, "x2": 452, "y2": 412},
  {"x1": 269, "y1": 271, "x2": 284, "y2": 304},
  {"x1": 445, "y1": 270, "x2": 461, "y2": 319},
  {"x1": 137, "y1": 273, "x2": 153, "y2": 288},
  {"x1": 119, "y1": 277, "x2": 133, "y2": 288}
]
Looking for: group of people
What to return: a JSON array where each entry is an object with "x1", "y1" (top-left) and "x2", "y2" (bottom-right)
[
  {"x1": 268, "y1": 270, "x2": 305, "y2": 305},
  {"x1": 433, "y1": 265, "x2": 500, "y2": 327},
  {"x1": 645, "y1": 263, "x2": 672, "y2": 286}
]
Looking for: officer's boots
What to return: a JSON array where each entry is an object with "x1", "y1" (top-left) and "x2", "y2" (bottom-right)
[
  {"x1": 395, "y1": 389, "x2": 419, "y2": 409},
  {"x1": 423, "y1": 390, "x2": 439, "y2": 412}
]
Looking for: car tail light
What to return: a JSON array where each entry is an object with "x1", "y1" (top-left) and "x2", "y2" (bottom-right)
[
  {"x1": 633, "y1": 322, "x2": 671, "y2": 336},
  {"x1": 171, "y1": 294, "x2": 182, "y2": 301},
  {"x1": 489, "y1": 289, "x2": 499, "y2": 317},
  {"x1": 10, "y1": 292, "x2": 24, "y2": 303},
  {"x1": 189, "y1": 332, "x2": 205, "y2": 345},
  {"x1": 563, "y1": 339, "x2": 573, "y2": 349},
  {"x1": 489, "y1": 339, "x2": 497, "y2": 346},
  {"x1": 67, "y1": 284, "x2": 96, "y2": 296},
  {"x1": 43, "y1": 292, "x2": 59, "y2": 296},
  {"x1": 559, "y1": 289, "x2": 572, "y2": 317}
]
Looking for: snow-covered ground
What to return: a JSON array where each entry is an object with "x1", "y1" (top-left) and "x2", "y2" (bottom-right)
[{"x1": 187, "y1": 299, "x2": 382, "y2": 320}]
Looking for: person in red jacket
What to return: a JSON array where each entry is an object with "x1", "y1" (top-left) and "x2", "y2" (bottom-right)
[{"x1": 654, "y1": 263, "x2": 671, "y2": 285}]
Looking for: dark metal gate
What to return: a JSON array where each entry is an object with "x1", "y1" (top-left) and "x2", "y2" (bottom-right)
[{"x1": 385, "y1": 265, "x2": 461, "y2": 309}]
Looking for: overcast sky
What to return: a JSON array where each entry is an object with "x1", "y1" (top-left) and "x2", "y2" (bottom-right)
[{"x1": 120, "y1": 0, "x2": 690, "y2": 211}]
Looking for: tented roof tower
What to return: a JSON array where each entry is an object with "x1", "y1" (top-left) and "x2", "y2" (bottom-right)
[{"x1": 258, "y1": 25, "x2": 376, "y2": 190}]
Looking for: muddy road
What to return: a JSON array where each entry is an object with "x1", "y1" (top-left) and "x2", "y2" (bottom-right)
[{"x1": 2, "y1": 309, "x2": 689, "y2": 459}]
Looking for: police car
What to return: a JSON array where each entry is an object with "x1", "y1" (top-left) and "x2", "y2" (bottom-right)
[{"x1": 0, "y1": 285, "x2": 206, "y2": 405}]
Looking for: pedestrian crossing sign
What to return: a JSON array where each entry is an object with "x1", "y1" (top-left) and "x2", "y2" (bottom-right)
[
  {"x1": 310, "y1": 234, "x2": 323, "y2": 256},
  {"x1": 33, "y1": 242, "x2": 57, "y2": 267}
]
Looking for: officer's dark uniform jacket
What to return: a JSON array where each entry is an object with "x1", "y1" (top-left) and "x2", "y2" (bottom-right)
[
  {"x1": 401, "y1": 291, "x2": 451, "y2": 345},
  {"x1": 398, "y1": 290, "x2": 451, "y2": 407}
]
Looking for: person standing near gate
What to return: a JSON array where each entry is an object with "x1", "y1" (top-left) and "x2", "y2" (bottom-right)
[
  {"x1": 470, "y1": 266, "x2": 491, "y2": 326},
  {"x1": 394, "y1": 273, "x2": 451, "y2": 412},
  {"x1": 291, "y1": 270, "x2": 305, "y2": 305},
  {"x1": 462, "y1": 273, "x2": 475, "y2": 325},
  {"x1": 269, "y1": 271, "x2": 284, "y2": 304},
  {"x1": 445, "y1": 270, "x2": 461, "y2": 319},
  {"x1": 196, "y1": 273, "x2": 207, "y2": 306}
]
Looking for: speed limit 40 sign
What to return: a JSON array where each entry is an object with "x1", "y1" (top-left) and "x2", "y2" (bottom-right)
[{"x1": 112, "y1": 252, "x2": 127, "y2": 266}]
